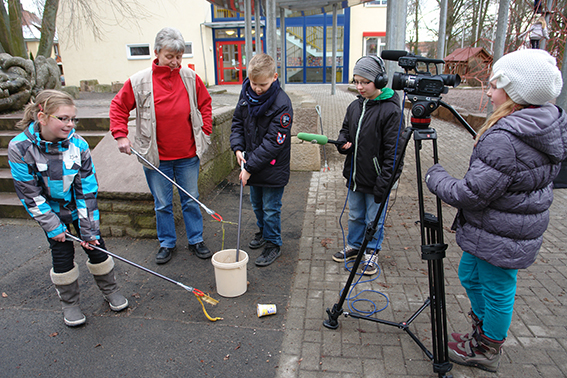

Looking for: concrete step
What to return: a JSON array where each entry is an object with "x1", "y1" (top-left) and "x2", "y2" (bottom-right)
[
  {"x1": 0, "y1": 192, "x2": 27, "y2": 219},
  {"x1": 0, "y1": 116, "x2": 110, "y2": 131},
  {"x1": 0, "y1": 130, "x2": 108, "y2": 149},
  {"x1": 0, "y1": 148, "x2": 7, "y2": 169},
  {"x1": 0, "y1": 168, "x2": 14, "y2": 192}
]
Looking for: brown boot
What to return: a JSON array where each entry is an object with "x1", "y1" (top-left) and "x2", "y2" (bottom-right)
[
  {"x1": 87, "y1": 257, "x2": 129, "y2": 312},
  {"x1": 451, "y1": 309, "x2": 482, "y2": 342},
  {"x1": 448, "y1": 328, "x2": 505, "y2": 372}
]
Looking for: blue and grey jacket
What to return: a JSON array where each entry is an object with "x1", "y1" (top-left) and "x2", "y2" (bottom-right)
[{"x1": 8, "y1": 122, "x2": 101, "y2": 241}]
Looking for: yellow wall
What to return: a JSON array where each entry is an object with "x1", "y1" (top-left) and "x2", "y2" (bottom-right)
[
  {"x1": 348, "y1": 3, "x2": 388, "y2": 80},
  {"x1": 56, "y1": 1, "x2": 389, "y2": 87},
  {"x1": 57, "y1": 0, "x2": 215, "y2": 87}
]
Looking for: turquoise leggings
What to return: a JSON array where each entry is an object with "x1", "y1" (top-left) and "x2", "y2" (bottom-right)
[{"x1": 458, "y1": 251, "x2": 518, "y2": 341}]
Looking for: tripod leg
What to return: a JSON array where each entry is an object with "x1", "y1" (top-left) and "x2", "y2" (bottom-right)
[{"x1": 324, "y1": 127, "x2": 413, "y2": 329}]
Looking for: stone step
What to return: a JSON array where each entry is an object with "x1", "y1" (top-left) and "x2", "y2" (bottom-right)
[
  {"x1": 0, "y1": 116, "x2": 111, "y2": 131},
  {"x1": 0, "y1": 130, "x2": 108, "y2": 149},
  {"x1": 0, "y1": 148, "x2": 7, "y2": 169},
  {"x1": 0, "y1": 168, "x2": 14, "y2": 192},
  {"x1": 0, "y1": 192, "x2": 28, "y2": 219}
]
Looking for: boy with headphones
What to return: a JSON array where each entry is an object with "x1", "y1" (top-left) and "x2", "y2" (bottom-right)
[{"x1": 332, "y1": 55, "x2": 404, "y2": 275}]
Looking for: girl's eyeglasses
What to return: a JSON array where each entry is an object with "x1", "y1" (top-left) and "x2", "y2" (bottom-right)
[{"x1": 49, "y1": 115, "x2": 80, "y2": 125}]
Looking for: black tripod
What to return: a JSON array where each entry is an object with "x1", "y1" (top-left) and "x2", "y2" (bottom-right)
[{"x1": 323, "y1": 95, "x2": 477, "y2": 378}]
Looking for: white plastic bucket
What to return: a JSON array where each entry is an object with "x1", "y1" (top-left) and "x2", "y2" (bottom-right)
[{"x1": 211, "y1": 249, "x2": 249, "y2": 297}]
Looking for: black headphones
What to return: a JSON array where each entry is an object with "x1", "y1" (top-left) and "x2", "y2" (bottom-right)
[{"x1": 355, "y1": 55, "x2": 388, "y2": 89}]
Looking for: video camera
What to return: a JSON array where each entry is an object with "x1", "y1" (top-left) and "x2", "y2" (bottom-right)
[{"x1": 381, "y1": 50, "x2": 460, "y2": 98}]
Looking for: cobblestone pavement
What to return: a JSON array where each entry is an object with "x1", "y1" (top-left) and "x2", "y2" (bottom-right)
[{"x1": 275, "y1": 84, "x2": 567, "y2": 378}]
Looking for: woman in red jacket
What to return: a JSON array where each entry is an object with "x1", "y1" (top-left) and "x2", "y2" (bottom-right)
[{"x1": 110, "y1": 27, "x2": 213, "y2": 264}]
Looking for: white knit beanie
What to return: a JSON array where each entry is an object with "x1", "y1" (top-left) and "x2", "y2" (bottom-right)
[{"x1": 490, "y1": 49, "x2": 563, "y2": 105}]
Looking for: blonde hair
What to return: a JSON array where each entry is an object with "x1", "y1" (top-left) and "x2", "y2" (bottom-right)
[
  {"x1": 248, "y1": 53, "x2": 276, "y2": 79},
  {"x1": 536, "y1": 16, "x2": 547, "y2": 29},
  {"x1": 476, "y1": 97, "x2": 528, "y2": 142},
  {"x1": 16, "y1": 90, "x2": 75, "y2": 130}
]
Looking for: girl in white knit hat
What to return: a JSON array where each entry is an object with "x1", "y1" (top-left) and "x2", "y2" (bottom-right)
[{"x1": 425, "y1": 49, "x2": 566, "y2": 372}]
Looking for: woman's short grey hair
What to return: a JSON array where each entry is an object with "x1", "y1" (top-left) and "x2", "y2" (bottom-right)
[{"x1": 154, "y1": 27, "x2": 185, "y2": 53}]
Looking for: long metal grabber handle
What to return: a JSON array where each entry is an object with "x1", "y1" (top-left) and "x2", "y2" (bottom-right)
[{"x1": 130, "y1": 148, "x2": 223, "y2": 222}]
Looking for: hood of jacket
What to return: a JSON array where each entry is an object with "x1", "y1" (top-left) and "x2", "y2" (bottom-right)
[{"x1": 492, "y1": 103, "x2": 567, "y2": 164}]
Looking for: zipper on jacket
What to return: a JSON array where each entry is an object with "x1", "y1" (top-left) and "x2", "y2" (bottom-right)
[
  {"x1": 373, "y1": 156, "x2": 382, "y2": 176},
  {"x1": 352, "y1": 99, "x2": 368, "y2": 191}
]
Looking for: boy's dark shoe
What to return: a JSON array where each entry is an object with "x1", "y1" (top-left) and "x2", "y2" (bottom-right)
[
  {"x1": 255, "y1": 242, "x2": 281, "y2": 266},
  {"x1": 189, "y1": 241, "x2": 213, "y2": 259},
  {"x1": 156, "y1": 246, "x2": 175, "y2": 264},
  {"x1": 248, "y1": 229, "x2": 266, "y2": 249},
  {"x1": 332, "y1": 247, "x2": 359, "y2": 263}
]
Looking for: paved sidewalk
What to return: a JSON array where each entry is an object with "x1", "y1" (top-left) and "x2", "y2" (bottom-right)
[{"x1": 276, "y1": 85, "x2": 567, "y2": 378}]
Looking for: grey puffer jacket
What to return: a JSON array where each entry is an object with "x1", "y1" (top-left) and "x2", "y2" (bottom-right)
[{"x1": 426, "y1": 104, "x2": 567, "y2": 269}]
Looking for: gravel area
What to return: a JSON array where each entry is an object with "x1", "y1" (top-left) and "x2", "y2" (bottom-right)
[{"x1": 439, "y1": 86, "x2": 488, "y2": 114}]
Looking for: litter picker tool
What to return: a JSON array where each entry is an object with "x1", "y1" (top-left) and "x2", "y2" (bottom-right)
[
  {"x1": 130, "y1": 147, "x2": 223, "y2": 222},
  {"x1": 65, "y1": 233, "x2": 222, "y2": 322},
  {"x1": 236, "y1": 159, "x2": 244, "y2": 262}
]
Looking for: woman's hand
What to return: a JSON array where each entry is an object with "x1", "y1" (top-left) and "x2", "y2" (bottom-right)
[
  {"x1": 116, "y1": 137, "x2": 132, "y2": 155},
  {"x1": 341, "y1": 142, "x2": 352, "y2": 150}
]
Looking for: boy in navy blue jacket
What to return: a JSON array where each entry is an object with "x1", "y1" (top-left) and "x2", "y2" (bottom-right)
[{"x1": 230, "y1": 53, "x2": 293, "y2": 267}]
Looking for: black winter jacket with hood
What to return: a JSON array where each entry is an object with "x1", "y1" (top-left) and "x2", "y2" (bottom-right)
[
  {"x1": 336, "y1": 88, "x2": 405, "y2": 203},
  {"x1": 230, "y1": 79, "x2": 293, "y2": 187}
]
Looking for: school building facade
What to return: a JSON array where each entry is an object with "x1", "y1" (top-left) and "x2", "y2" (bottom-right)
[{"x1": 56, "y1": 1, "x2": 388, "y2": 87}]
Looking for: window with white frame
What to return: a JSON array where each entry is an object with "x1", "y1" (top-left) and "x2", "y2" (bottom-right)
[
  {"x1": 183, "y1": 42, "x2": 193, "y2": 58},
  {"x1": 364, "y1": 0, "x2": 387, "y2": 6},
  {"x1": 127, "y1": 44, "x2": 151, "y2": 60},
  {"x1": 363, "y1": 36, "x2": 386, "y2": 57}
]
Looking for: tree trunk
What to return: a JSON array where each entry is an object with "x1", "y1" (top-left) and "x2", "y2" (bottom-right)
[
  {"x1": 0, "y1": 1, "x2": 12, "y2": 54},
  {"x1": 37, "y1": 0, "x2": 59, "y2": 57},
  {"x1": 7, "y1": 0, "x2": 27, "y2": 58}
]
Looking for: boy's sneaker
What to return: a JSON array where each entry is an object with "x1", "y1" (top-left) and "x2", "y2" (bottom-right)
[
  {"x1": 359, "y1": 250, "x2": 379, "y2": 275},
  {"x1": 255, "y1": 242, "x2": 281, "y2": 266},
  {"x1": 249, "y1": 229, "x2": 266, "y2": 249},
  {"x1": 332, "y1": 247, "x2": 359, "y2": 263}
]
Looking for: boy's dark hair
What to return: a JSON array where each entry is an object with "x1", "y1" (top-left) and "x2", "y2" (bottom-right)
[{"x1": 248, "y1": 53, "x2": 276, "y2": 79}]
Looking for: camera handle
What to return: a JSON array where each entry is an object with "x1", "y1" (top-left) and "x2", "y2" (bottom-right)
[{"x1": 323, "y1": 123, "x2": 454, "y2": 378}]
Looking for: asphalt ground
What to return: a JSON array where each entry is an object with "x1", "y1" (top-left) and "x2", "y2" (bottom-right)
[{"x1": 0, "y1": 166, "x2": 310, "y2": 377}]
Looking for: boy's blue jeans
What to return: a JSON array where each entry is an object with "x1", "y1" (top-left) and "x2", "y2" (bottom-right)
[
  {"x1": 143, "y1": 157, "x2": 204, "y2": 248},
  {"x1": 347, "y1": 190, "x2": 386, "y2": 252},
  {"x1": 249, "y1": 186, "x2": 284, "y2": 246},
  {"x1": 458, "y1": 251, "x2": 518, "y2": 341}
]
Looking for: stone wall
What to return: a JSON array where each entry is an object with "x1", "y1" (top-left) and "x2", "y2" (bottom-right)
[{"x1": 96, "y1": 105, "x2": 237, "y2": 238}]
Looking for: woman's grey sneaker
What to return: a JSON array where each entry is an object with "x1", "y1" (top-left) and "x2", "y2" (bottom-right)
[
  {"x1": 249, "y1": 229, "x2": 266, "y2": 249},
  {"x1": 255, "y1": 242, "x2": 281, "y2": 266},
  {"x1": 332, "y1": 247, "x2": 359, "y2": 262},
  {"x1": 360, "y1": 250, "x2": 379, "y2": 275}
]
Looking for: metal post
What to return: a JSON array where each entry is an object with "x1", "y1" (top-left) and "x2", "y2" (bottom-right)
[
  {"x1": 489, "y1": 0, "x2": 511, "y2": 115},
  {"x1": 280, "y1": 6, "x2": 286, "y2": 89},
  {"x1": 385, "y1": 0, "x2": 398, "y2": 82},
  {"x1": 266, "y1": 0, "x2": 277, "y2": 60},
  {"x1": 331, "y1": 3, "x2": 338, "y2": 95},
  {"x1": 557, "y1": 49, "x2": 567, "y2": 111},
  {"x1": 437, "y1": 0, "x2": 447, "y2": 59},
  {"x1": 493, "y1": 0, "x2": 510, "y2": 62},
  {"x1": 244, "y1": 0, "x2": 253, "y2": 70},
  {"x1": 255, "y1": 0, "x2": 262, "y2": 53}
]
